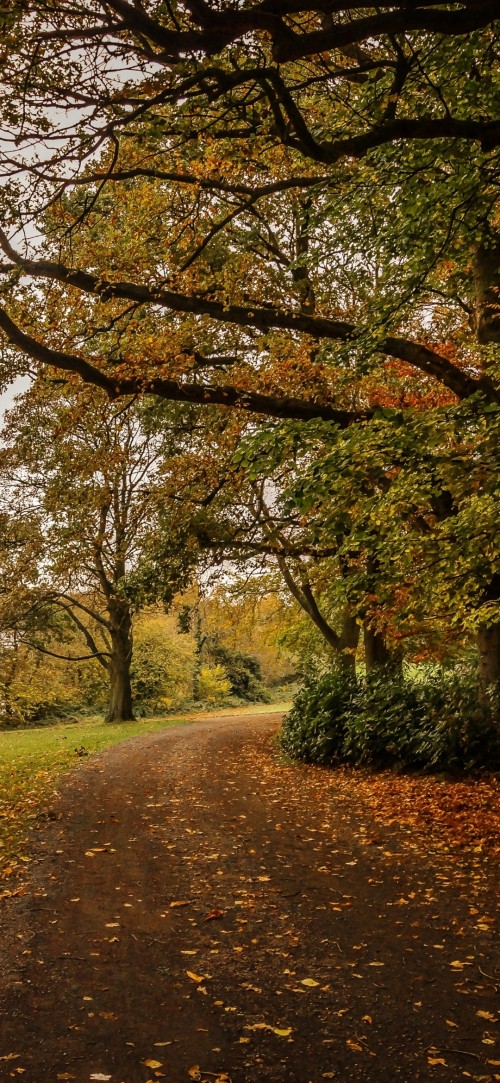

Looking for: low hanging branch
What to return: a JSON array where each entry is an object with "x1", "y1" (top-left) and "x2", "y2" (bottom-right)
[
  {"x1": 0, "y1": 229, "x2": 497, "y2": 407},
  {"x1": 0, "y1": 305, "x2": 366, "y2": 426}
]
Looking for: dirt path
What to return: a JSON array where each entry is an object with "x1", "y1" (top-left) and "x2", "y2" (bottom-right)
[{"x1": 0, "y1": 714, "x2": 498, "y2": 1083}]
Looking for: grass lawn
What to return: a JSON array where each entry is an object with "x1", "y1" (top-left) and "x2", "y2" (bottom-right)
[{"x1": 0, "y1": 702, "x2": 289, "y2": 883}]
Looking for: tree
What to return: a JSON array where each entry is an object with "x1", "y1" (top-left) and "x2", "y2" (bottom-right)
[
  {"x1": 0, "y1": 381, "x2": 177, "y2": 721},
  {"x1": 0, "y1": 3, "x2": 498, "y2": 688}
]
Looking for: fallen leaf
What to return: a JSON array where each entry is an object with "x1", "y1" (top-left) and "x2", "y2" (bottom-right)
[
  {"x1": 188, "y1": 1068, "x2": 201, "y2": 1081},
  {"x1": 204, "y1": 909, "x2": 224, "y2": 921},
  {"x1": 170, "y1": 901, "x2": 189, "y2": 908},
  {"x1": 428, "y1": 1058, "x2": 447, "y2": 1067},
  {"x1": 301, "y1": 978, "x2": 320, "y2": 987},
  {"x1": 244, "y1": 1023, "x2": 292, "y2": 1037},
  {"x1": 477, "y1": 1011, "x2": 497, "y2": 1022},
  {"x1": 143, "y1": 1060, "x2": 162, "y2": 1069},
  {"x1": 346, "y1": 1040, "x2": 363, "y2": 1052},
  {"x1": 186, "y1": 971, "x2": 205, "y2": 983}
]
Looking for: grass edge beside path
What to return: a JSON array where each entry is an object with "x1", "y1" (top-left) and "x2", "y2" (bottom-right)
[{"x1": 0, "y1": 703, "x2": 289, "y2": 887}]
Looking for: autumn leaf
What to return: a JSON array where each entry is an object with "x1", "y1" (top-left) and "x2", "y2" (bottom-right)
[
  {"x1": 244, "y1": 1023, "x2": 292, "y2": 1037},
  {"x1": 143, "y1": 1060, "x2": 163, "y2": 1069},
  {"x1": 300, "y1": 978, "x2": 320, "y2": 987}
]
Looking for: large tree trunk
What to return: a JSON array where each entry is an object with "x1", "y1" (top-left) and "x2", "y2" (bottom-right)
[
  {"x1": 106, "y1": 601, "x2": 134, "y2": 722},
  {"x1": 474, "y1": 235, "x2": 500, "y2": 344},
  {"x1": 337, "y1": 610, "x2": 360, "y2": 678},
  {"x1": 477, "y1": 622, "x2": 500, "y2": 692},
  {"x1": 364, "y1": 622, "x2": 403, "y2": 676}
]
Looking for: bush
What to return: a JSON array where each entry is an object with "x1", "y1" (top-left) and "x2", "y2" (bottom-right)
[
  {"x1": 280, "y1": 669, "x2": 355, "y2": 763},
  {"x1": 280, "y1": 667, "x2": 500, "y2": 774},
  {"x1": 206, "y1": 635, "x2": 270, "y2": 702},
  {"x1": 196, "y1": 664, "x2": 231, "y2": 705}
]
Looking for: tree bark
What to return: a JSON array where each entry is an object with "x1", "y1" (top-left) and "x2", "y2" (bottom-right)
[
  {"x1": 106, "y1": 601, "x2": 134, "y2": 722},
  {"x1": 475, "y1": 234, "x2": 500, "y2": 344},
  {"x1": 337, "y1": 611, "x2": 360, "y2": 678},
  {"x1": 363, "y1": 623, "x2": 403, "y2": 675},
  {"x1": 477, "y1": 622, "x2": 500, "y2": 691}
]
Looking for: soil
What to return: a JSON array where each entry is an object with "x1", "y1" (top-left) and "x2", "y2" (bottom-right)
[{"x1": 0, "y1": 713, "x2": 498, "y2": 1083}]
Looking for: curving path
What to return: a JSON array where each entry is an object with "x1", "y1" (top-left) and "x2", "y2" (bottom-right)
[{"x1": 0, "y1": 714, "x2": 498, "y2": 1082}]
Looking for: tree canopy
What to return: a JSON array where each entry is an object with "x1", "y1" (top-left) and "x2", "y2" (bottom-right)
[{"x1": 0, "y1": 2, "x2": 498, "y2": 706}]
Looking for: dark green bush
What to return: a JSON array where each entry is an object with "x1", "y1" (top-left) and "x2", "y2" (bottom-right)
[
  {"x1": 280, "y1": 667, "x2": 500, "y2": 773},
  {"x1": 280, "y1": 669, "x2": 355, "y2": 763}
]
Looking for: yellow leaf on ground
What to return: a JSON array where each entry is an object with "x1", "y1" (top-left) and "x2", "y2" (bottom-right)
[
  {"x1": 244, "y1": 1023, "x2": 292, "y2": 1037},
  {"x1": 143, "y1": 1060, "x2": 162, "y2": 1069},
  {"x1": 477, "y1": 1011, "x2": 497, "y2": 1022},
  {"x1": 301, "y1": 978, "x2": 320, "y2": 987},
  {"x1": 169, "y1": 901, "x2": 189, "y2": 908},
  {"x1": 186, "y1": 971, "x2": 204, "y2": 983},
  {"x1": 428, "y1": 1058, "x2": 447, "y2": 1066}
]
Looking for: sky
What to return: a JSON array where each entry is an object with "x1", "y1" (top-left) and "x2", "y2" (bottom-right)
[{"x1": 0, "y1": 377, "x2": 30, "y2": 420}]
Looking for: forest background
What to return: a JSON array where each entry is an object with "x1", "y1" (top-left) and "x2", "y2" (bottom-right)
[{"x1": 0, "y1": 1, "x2": 498, "y2": 771}]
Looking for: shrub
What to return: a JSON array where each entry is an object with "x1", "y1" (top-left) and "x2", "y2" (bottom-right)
[
  {"x1": 280, "y1": 669, "x2": 355, "y2": 763},
  {"x1": 280, "y1": 667, "x2": 500, "y2": 774},
  {"x1": 206, "y1": 635, "x2": 270, "y2": 702},
  {"x1": 196, "y1": 664, "x2": 231, "y2": 705}
]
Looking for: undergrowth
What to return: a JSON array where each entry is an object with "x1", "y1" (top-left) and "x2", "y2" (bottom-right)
[{"x1": 281, "y1": 669, "x2": 500, "y2": 773}]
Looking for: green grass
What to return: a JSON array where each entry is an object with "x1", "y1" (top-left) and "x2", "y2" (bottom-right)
[{"x1": 0, "y1": 703, "x2": 289, "y2": 880}]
